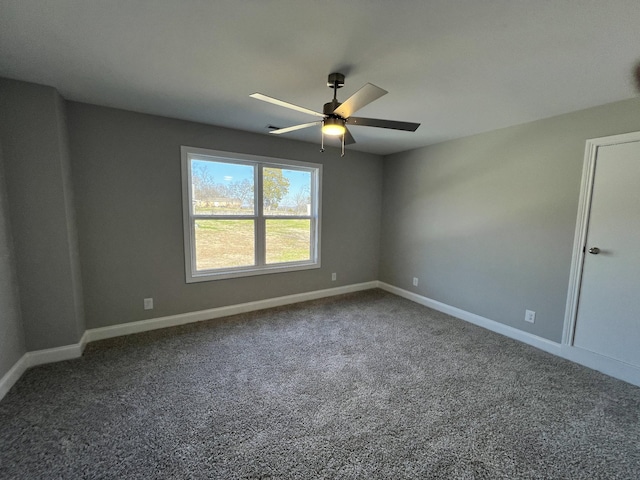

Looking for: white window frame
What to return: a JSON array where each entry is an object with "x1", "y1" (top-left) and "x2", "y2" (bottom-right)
[{"x1": 181, "y1": 146, "x2": 322, "y2": 282}]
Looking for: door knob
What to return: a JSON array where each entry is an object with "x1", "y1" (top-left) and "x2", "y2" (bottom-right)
[{"x1": 588, "y1": 247, "x2": 600, "y2": 254}]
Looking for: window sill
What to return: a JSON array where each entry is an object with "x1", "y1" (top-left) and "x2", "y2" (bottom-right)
[{"x1": 186, "y1": 261, "x2": 321, "y2": 283}]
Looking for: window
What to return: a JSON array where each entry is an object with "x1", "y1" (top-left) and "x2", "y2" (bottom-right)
[{"x1": 181, "y1": 147, "x2": 321, "y2": 282}]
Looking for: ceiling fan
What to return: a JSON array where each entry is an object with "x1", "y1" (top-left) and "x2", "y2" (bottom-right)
[{"x1": 250, "y1": 73, "x2": 420, "y2": 155}]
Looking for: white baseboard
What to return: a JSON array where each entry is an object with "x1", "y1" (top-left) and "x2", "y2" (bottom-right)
[
  {"x1": 25, "y1": 333, "x2": 87, "y2": 367},
  {"x1": 377, "y1": 282, "x2": 562, "y2": 356},
  {"x1": 86, "y1": 281, "x2": 379, "y2": 343},
  {"x1": 3, "y1": 280, "x2": 639, "y2": 402},
  {"x1": 0, "y1": 355, "x2": 29, "y2": 401},
  {"x1": 1, "y1": 282, "x2": 377, "y2": 402},
  {"x1": 377, "y1": 282, "x2": 640, "y2": 388},
  {"x1": 0, "y1": 330, "x2": 89, "y2": 401},
  {"x1": 560, "y1": 344, "x2": 640, "y2": 387}
]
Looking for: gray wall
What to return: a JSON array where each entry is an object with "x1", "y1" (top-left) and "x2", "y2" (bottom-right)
[
  {"x1": 0, "y1": 140, "x2": 26, "y2": 378},
  {"x1": 2, "y1": 73, "x2": 637, "y2": 364},
  {"x1": 380, "y1": 97, "x2": 640, "y2": 342},
  {"x1": 55, "y1": 92, "x2": 86, "y2": 342},
  {"x1": 0, "y1": 78, "x2": 85, "y2": 351},
  {"x1": 67, "y1": 102, "x2": 383, "y2": 329}
]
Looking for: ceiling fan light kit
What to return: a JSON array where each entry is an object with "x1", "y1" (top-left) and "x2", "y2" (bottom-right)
[
  {"x1": 322, "y1": 117, "x2": 346, "y2": 136},
  {"x1": 250, "y1": 73, "x2": 420, "y2": 156}
]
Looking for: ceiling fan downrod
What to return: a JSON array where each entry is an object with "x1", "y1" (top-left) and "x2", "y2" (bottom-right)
[{"x1": 321, "y1": 73, "x2": 347, "y2": 156}]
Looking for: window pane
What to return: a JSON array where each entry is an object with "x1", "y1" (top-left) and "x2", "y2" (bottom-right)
[
  {"x1": 191, "y1": 159, "x2": 254, "y2": 215},
  {"x1": 265, "y1": 219, "x2": 311, "y2": 264},
  {"x1": 195, "y1": 219, "x2": 255, "y2": 270},
  {"x1": 264, "y1": 168, "x2": 311, "y2": 216}
]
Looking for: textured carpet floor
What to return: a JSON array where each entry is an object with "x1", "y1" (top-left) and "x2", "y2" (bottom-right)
[{"x1": 1, "y1": 289, "x2": 639, "y2": 479}]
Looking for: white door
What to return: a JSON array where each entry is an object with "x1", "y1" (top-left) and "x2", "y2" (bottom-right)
[{"x1": 572, "y1": 139, "x2": 640, "y2": 367}]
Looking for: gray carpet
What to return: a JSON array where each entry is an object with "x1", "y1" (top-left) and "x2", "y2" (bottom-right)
[{"x1": 1, "y1": 289, "x2": 639, "y2": 479}]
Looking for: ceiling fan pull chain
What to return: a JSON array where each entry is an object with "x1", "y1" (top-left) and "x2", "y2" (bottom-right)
[
  {"x1": 341, "y1": 133, "x2": 345, "y2": 157},
  {"x1": 320, "y1": 130, "x2": 325, "y2": 153}
]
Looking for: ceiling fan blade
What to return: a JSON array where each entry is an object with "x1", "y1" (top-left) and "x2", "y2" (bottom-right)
[
  {"x1": 269, "y1": 121, "x2": 322, "y2": 135},
  {"x1": 333, "y1": 83, "x2": 387, "y2": 118},
  {"x1": 250, "y1": 93, "x2": 325, "y2": 118},
  {"x1": 344, "y1": 127, "x2": 356, "y2": 145},
  {"x1": 347, "y1": 117, "x2": 420, "y2": 132}
]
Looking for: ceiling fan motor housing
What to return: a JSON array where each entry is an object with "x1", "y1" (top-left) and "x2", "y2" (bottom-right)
[{"x1": 323, "y1": 99, "x2": 342, "y2": 116}]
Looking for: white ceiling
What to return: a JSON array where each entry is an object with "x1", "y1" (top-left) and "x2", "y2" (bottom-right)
[{"x1": 1, "y1": 1, "x2": 639, "y2": 156}]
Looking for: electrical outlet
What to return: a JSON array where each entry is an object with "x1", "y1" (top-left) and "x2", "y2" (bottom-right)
[
  {"x1": 144, "y1": 298, "x2": 154, "y2": 310},
  {"x1": 525, "y1": 309, "x2": 535, "y2": 323},
  {"x1": 331, "y1": 272, "x2": 337, "y2": 281},
  {"x1": 412, "y1": 277, "x2": 419, "y2": 287}
]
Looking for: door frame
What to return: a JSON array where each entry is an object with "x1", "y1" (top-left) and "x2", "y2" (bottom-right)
[{"x1": 563, "y1": 131, "x2": 640, "y2": 360}]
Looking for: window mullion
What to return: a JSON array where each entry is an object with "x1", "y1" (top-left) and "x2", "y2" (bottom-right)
[
  {"x1": 261, "y1": 216, "x2": 311, "y2": 220},
  {"x1": 256, "y1": 164, "x2": 265, "y2": 266},
  {"x1": 192, "y1": 215, "x2": 256, "y2": 220}
]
